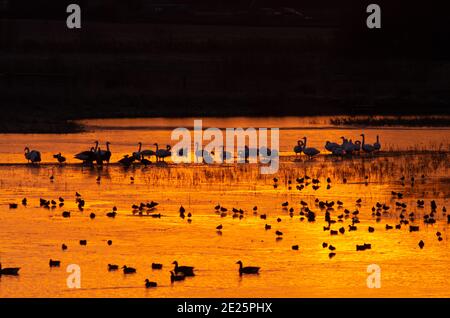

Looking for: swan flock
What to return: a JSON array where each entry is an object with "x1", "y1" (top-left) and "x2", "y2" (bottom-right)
[{"x1": 23, "y1": 134, "x2": 381, "y2": 165}]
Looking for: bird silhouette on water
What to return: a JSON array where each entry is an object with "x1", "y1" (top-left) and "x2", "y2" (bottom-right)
[
  {"x1": 236, "y1": 260, "x2": 260, "y2": 275},
  {"x1": 172, "y1": 261, "x2": 195, "y2": 276}
]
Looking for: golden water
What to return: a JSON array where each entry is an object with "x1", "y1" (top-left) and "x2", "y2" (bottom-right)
[{"x1": 0, "y1": 117, "x2": 449, "y2": 297}]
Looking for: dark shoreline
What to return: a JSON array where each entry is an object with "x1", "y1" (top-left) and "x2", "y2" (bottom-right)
[
  {"x1": 1, "y1": 16, "x2": 450, "y2": 134},
  {"x1": 1, "y1": 112, "x2": 450, "y2": 134}
]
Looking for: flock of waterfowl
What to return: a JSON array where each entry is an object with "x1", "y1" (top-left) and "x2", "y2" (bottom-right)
[
  {"x1": 2, "y1": 166, "x2": 447, "y2": 290},
  {"x1": 294, "y1": 134, "x2": 381, "y2": 159},
  {"x1": 22, "y1": 133, "x2": 382, "y2": 165},
  {"x1": 2, "y1": 132, "x2": 448, "y2": 295}
]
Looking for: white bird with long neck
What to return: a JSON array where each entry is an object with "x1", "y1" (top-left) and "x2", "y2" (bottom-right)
[
  {"x1": 24, "y1": 147, "x2": 41, "y2": 164},
  {"x1": 325, "y1": 140, "x2": 340, "y2": 153},
  {"x1": 373, "y1": 135, "x2": 381, "y2": 151},
  {"x1": 99, "y1": 141, "x2": 111, "y2": 163},
  {"x1": 301, "y1": 137, "x2": 320, "y2": 159},
  {"x1": 341, "y1": 137, "x2": 356, "y2": 154},
  {"x1": 293, "y1": 140, "x2": 303, "y2": 156},
  {"x1": 154, "y1": 143, "x2": 171, "y2": 162},
  {"x1": 360, "y1": 134, "x2": 376, "y2": 154},
  {"x1": 132, "y1": 142, "x2": 143, "y2": 160}
]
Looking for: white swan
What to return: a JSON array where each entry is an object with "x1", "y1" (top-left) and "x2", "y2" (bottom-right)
[
  {"x1": 353, "y1": 140, "x2": 361, "y2": 152},
  {"x1": 154, "y1": 143, "x2": 171, "y2": 162},
  {"x1": 341, "y1": 138, "x2": 357, "y2": 154},
  {"x1": 301, "y1": 137, "x2": 320, "y2": 159},
  {"x1": 293, "y1": 140, "x2": 303, "y2": 156},
  {"x1": 74, "y1": 147, "x2": 96, "y2": 163},
  {"x1": 98, "y1": 142, "x2": 111, "y2": 163},
  {"x1": 132, "y1": 142, "x2": 143, "y2": 160},
  {"x1": 325, "y1": 141, "x2": 340, "y2": 153},
  {"x1": 331, "y1": 146, "x2": 345, "y2": 156},
  {"x1": 219, "y1": 146, "x2": 233, "y2": 162},
  {"x1": 360, "y1": 134, "x2": 376, "y2": 154},
  {"x1": 373, "y1": 135, "x2": 381, "y2": 151},
  {"x1": 24, "y1": 147, "x2": 41, "y2": 164}
]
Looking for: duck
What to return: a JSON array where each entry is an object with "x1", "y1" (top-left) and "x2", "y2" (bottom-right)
[
  {"x1": 108, "y1": 264, "x2": 119, "y2": 271},
  {"x1": 122, "y1": 265, "x2": 136, "y2": 274},
  {"x1": 0, "y1": 263, "x2": 20, "y2": 275},
  {"x1": 49, "y1": 259, "x2": 61, "y2": 267},
  {"x1": 53, "y1": 153, "x2": 66, "y2": 164},
  {"x1": 170, "y1": 271, "x2": 186, "y2": 283},
  {"x1": 151, "y1": 263, "x2": 163, "y2": 270},
  {"x1": 118, "y1": 154, "x2": 135, "y2": 167},
  {"x1": 145, "y1": 279, "x2": 157, "y2": 288},
  {"x1": 24, "y1": 147, "x2": 41, "y2": 164},
  {"x1": 236, "y1": 260, "x2": 260, "y2": 275},
  {"x1": 172, "y1": 261, "x2": 195, "y2": 276},
  {"x1": 140, "y1": 155, "x2": 151, "y2": 167}
]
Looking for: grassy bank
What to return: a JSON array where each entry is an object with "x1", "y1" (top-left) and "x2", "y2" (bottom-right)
[{"x1": 330, "y1": 116, "x2": 450, "y2": 128}]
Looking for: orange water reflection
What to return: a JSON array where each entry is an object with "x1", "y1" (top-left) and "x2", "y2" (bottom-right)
[
  {"x1": 0, "y1": 150, "x2": 448, "y2": 297},
  {"x1": 0, "y1": 117, "x2": 448, "y2": 164}
]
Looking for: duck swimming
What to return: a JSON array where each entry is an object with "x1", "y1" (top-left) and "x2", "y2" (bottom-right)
[
  {"x1": 0, "y1": 263, "x2": 21, "y2": 276},
  {"x1": 236, "y1": 260, "x2": 260, "y2": 275},
  {"x1": 172, "y1": 261, "x2": 195, "y2": 276}
]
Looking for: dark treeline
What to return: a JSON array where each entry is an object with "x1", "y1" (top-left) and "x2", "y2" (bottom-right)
[{"x1": 0, "y1": 1, "x2": 449, "y2": 133}]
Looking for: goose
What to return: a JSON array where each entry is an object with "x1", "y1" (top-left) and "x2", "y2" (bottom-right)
[
  {"x1": 154, "y1": 143, "x2": 171, "y2": 162},
  {"x1": 140, "y1": 155, "x2": 151, "y2": 167},
  {"x1": 122, "y1": 265, "x2": 136, "y2": 274},
  {"x1": 360, "y1": 134, "x2": 376, "y2": 154},
  {"x1": 49, "y1": 259, "x2": 61, "y2": 267},
  {"x1": 151, "y1": 263, "x2": 163, "y2": 270},
  {"x1": 53, "y1": 153, "x2": 66, "y2": 164},
  {"x1": 236, "y1": 260, "x2": 260, "y2": 275},
  {"x1": 24, "y1": 147, "x2": 41, "y2": 164},
  {"x1": 373, "y1": 135, "x2": 381, "y2": 151},
  {"x1": 172, "y1": 261, "x2": 195, "y2": 276},
  {"x1": 325, "y1": 141, "x2": 340, "y2": 153},
  {"x1": 118, "y1": 154, "x2": 135, "y2": 167},
  {"x1": 293, "y1": 140, "x2": 303, "y2": 156},
  {"x1": 0, "y1": 263, "x2": 20, "y2": 275},
  {"x1": 170, "y1": 271, "x2": 186, "y2": 283},
  {"x1": 145, "y1": 279, "x2": 157, "y2": 288},
  {"x1": 301, "y1": 137, "x2": 320, "y2": 159}
]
